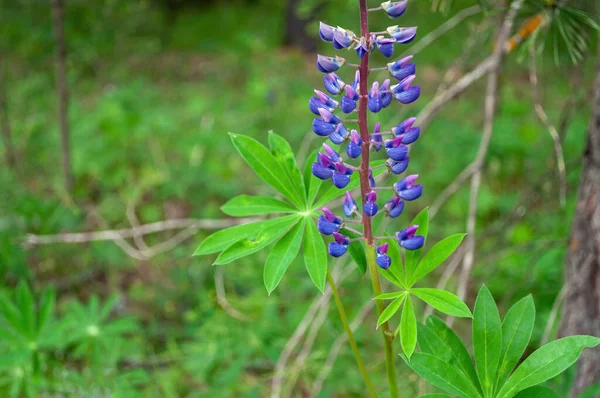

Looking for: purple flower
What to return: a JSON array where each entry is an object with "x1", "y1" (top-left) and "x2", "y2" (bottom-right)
[
  {"x1": 388, "y1": 56, "x2": 416, "y2": 81},
  {"x1": 333, "y1": 27, "x2": 355, "y2": 49},
  {"x1": 355, "y1": 37, "x2": 370, "y2": 59},
  {"x1": 323, "y1": 143, "x2": 341, "y2": 162},
  {"x1": 351, "y1": 70, "x2": 360, "y2": 92},
  {"x1": 318, "y1": 208, "x2": 343, "y2": 235},
  {"x1": 392, "y1": 116, "x2": 416, "y2": 134},
  {"x1": 312, "y1": 118, "x2": 337, "y2": 136},
  {"x1": 376, "y1": 37, "x2": 396, "y2": 58},
  {"x1": 381, "y1": 1, "x2": 407, "y2": 18},
  {"x1": 329, "y1": 232, "x2": 350, "y2": 257},
  {"x1": 346, "y1": 129, "x2": 363, "y2": 159},
  {"x1": 329, "y1": 123, "x2": 349, "y2": 144},
  {"x1": 376, "y1": 243, "x2": 392, "y2": 269},
  {"x1": 319, "y1": 22, "x2": 335, "y2": 42},
  {"x1": 368, "y1": 82, "x2": 382, "y2": 113},
  {"x1": 343, "y1": 191, "x2": 359, "y2": 217},
  {"x1": 380, "y1": 79, "x2": 393, "y2": 108},
  {"x1": 384, "y1": 196, "x2": 404, "y2": 218},
  {"x1": 340, "y1": 86, "x2": 357, "y2": 114},
  {"x1": 317, "y1": 55, "x2": 345, "y2": 73},
  {"x1": 370, "y1": 122, "x2": 383, "y2": 152},
  {"x1": 394, "y1": 174, "x2": 423, "y2": 201},
  {"x1": 309, "y1": 90, "x2": 338, "y2": 115},
  {"x1": 387, "y1": 26, "x2": 417, "y2": 43},
  {"x1": 386, "y1": 157, "x2": 410, "y2": 174},
  {"x1": 385, "y1": 136, "x2": 409, "y2": 161},
  {"x1": 324, "y1": 73, "x2": 346, "y2": 95},
  {"x1": 312, "y1": 162, "x2": 334, "y2": 180},
  {"x1": 332, "y1": 162, "x2": 353, "y2": 189},
  {"x1": 369, "y1": 168, "x2": 376, "y2": 187},
  {"x1": 397, "y1": 225, "x2": 425, "y2": 250},
  {"x1": 391, "y1": 75, "x2": 420, "y2": 104},
  {"x1": 364, "y1": 190, "x2": 379, "y2": 217}
]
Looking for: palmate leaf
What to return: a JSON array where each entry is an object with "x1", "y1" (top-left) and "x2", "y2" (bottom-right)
[
  {"x1": 513, "y1": 386, "x2": 560, "y2": 398},
  {"x1": 473, "y1": 285, "x2": 502, "y2": 398},
  {"x1": 496, "y1": 336, "x2": 600, "y2": 398},
  {"x1": 263, "y1": 219, "x2": 306, "y2": 294},
  {"x1": 399, "y1": 294, "x2": 417, "y2": 359},
  {"x1": 404, "y1": 207, "x2": 430, "y2": 281},
  {"x1": 411, "y1": 288, "x2": 472, "y2": 318},
  {"x1": 229, "y1": 133, "x2": 305, "y2": 209},
  {"x1": 303, "y1": 218, "x2": 328, "y2": 292},
  {"x1": 221, "y1": 195, "x2": 297, "y2": 217},
  {"x1": 268, "y1": 132, "x2": 306, "y2": 206},
  {"x1": 377, "y1": 292, "x2": 407, "y2": 328},
  {"x1": 410, "y1": 234, "x2": 466, "y2": 286}
]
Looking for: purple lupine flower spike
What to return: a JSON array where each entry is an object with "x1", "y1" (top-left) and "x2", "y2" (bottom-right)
[
  {"x1": 323, "y1": 143, "x2": 341, "y2": 162},
  {"x1": 346, "y1": 129, "x2": 363, "y2": 159},
  {"x1": 324, "y1": 73, "x2": 345, "y2": 95},
  {"x1": 333, "y1": 27, "x2": 355, "y2": 49},
  {"x1": 355, "y1": 37, "x2": 370, "y2": 59},
  {"x1": 343, "y1": 191, "x2": 359, "y2": 217},
  {"x1": 368, "y1": 81, "x2": 382, "y2": 113},
  {"x1": 376, "y1": 243, "x2": 392, "y2": 269},
  {"x1": 384, "y1": 196, "x2": 404, "y2": 218},
  {"x1": 364, "y1": 190, "x2": 379, "y2": 217},
  {"x1": 329, "y1": 232, "x2": 350, "y2": 257},
  {"x1": 318, "y1": 208, "x2": 343, "y2": 235},
  {"x1": 376, "y1": 37, "x2": 396, "y2": 58},
  {"x1": 341, "y1": 86, "x2": 357, "y2": 114},
  {"x1": 388, "y1": 56, "x2": 416, "y2": 81},
  {"x1": 370, "y1": 122, "x2": 383, "y2": 152},
  {"x1": 397, "y1": 225, "x2": 425, "y2": 250},
  {"x1": 394, "y1": 174, "x2": 423, "y2": 201},
  {"x1": 381, "y1": 1, "x2": 408, "y2": 18},
  {"x1": 387, "y1": 26, "x2": 417, "y2": 43},
  {"x1": 386, "y1": 158, "x2": 410, "y2": 175},
  {"x1": 385, "y1": 136, "x2": 409, "y2": 161},
  {"x1": 319, "y1": 22, "x2": 335, "y2": 42},
  {"x1": 332, "y1": 162, "x2": 353, "y2": 189},
  {"x1": 380, "y1": 79, "x2": 393, "y2": 108},
  {"x1": 317, "y1": 55, "x2": 346, "y2": 73}
]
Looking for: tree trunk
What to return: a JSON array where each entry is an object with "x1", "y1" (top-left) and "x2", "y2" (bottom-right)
[
  {"x1": 559, "y1": 34, "x2": 600, "y2": 397},
  {"x1": 282, "y1": 0, "x2": 320, "y2": 53},
  {"x1": 0, "y1": 54, "x2": 16, "y2": 169},
  {"x1": 51, "y1": 0, "x2": 73, "y2": 193}
]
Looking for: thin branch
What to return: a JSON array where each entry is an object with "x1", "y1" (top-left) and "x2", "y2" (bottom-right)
[
  {"x1": 214, "y1": 267, "x2": 249, "y2": 322},
  {"x1": 430, "y1": 164, "x2": 478, "y2": 218},
  {"x1": 528, "y1": 45, "x2": 567, "y2": 208},
  {"x1": 126, "y1": 200, "x2": 150, "y2": 252}
]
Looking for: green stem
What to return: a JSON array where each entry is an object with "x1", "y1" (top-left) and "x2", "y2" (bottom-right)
[
  {"x1": 366, "y1": 245, "x2": 399, "y2": 398},
  {"x1": 327, "y1": 270, "x2": 378, "y2": 398}
]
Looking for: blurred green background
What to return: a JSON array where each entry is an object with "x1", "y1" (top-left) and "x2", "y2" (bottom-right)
[{"x1": 0, "y1": 0, "x2": 597, "y2": 396}]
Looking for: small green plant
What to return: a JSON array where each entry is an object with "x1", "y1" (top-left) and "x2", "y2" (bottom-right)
[{"x1": 406, "y1": 285, "x2": 600, "y2": 398}]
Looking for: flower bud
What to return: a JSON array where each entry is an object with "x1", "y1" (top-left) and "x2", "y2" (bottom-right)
[
  {"x1": 381, "y1": 1, "x2": 407, "y2": 18},
  {"x1": 318, "y1": 208, "x2": 343, "y2": 235},
  {"x1": 387, "y1": 58, "x2": 416, "y2": 81},
  {"x1": 376, "y1": 243, "x2": 392, "y2": 269},
  {"x1": 394, "y1": 174, "x2": 423, "y2": 201},
  {"x1": 319, "y1": 22, "x2": 335, "y2": 42},
  {"x1": 396, "y1": 225, "x2": 425, "y2": 250},
  {"x1": 332, "y1": 162, "x2": 353, "y2": 189},
  {"x1": 368, "y1": 82, "x2": 382, "y2": 113},
  {"x1": 329, "y1": 232, "x2": 350, "y2": 257},
  {"x1": 376, "y1": 36, "x2": 396, "y2": 58},
  {"x1": 380, "y1": 79, "x2": 393, "y2": 108},
  {"x1": 333, "y1": 27, "x2": 355, "y2": 49},
  {"x1": 312, "y1": 162, "x2": 334, "y2": 180},
  {"x1": 386, "y1": 158, "x2": 410, "y2": 175},
  {"x1": 384, "y1": 196, "x2": 404, "y2": 218},
  {"x1": 386, "y1": 26, "x2": 417, "y2": 43},
  {"x1": 343, "y1": 191, "x2": 359, "y2": 218},
  {"x1": 370, "y1": 122, "x2": 383, "y2": 152},
  {"x1": 355, "y1": 37, "x2": 370, "y2": 59},
  {"x1": 341, "y1": 86, "x2": 357, "y2": 114},
  {"x1": 346, "y1": 130, "x2": 363, "y2": 159},
  {"x1": 369, "y1": 168, "x2": 376, "y2": 187},
  {"x1": 324, "y1": 73, "x2": 346, "y2": 95},
  {"x1": 317, "y1": 55, "x2": 345, "y2": 73},
  {"x1": 329, "y1": 123, "x2": 349, "y2": 144},
  {"x1": 364, "y1": 190, "x2": 379, "y2": 216},
  {"x1": 323, "y1": 143, "x2": 341, "y2": 162}
]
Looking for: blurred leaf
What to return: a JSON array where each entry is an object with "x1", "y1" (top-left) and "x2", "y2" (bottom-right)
[
  {"x1": 221, "y1": 195, "x2": 297, "y2": 217},
  {"x1": 412, "y1": 288, "x2": 472, "y2": 318},
  {"x1": 263, "y1": 219, "x2": 306, "y2": 294},
  {"x1": 375, "y1": 291, "x2": 407, "y2": 300},
  {"x1": 514, "y1": 386, "x2": 560, "y2": 398},
  {"x1": 16, "y1": 282, "x2": 35, "y2": 338},
  {"x1": 473, "y1": 285, "x2": 502, "y2": 397},
  {"x1": 303, "y1": 218, "x2": 328, "y2": 292},
  {"x1": 411, "y1": 234, "x2": 466, "y2": 286}
]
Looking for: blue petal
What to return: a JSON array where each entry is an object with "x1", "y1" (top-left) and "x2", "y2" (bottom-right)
[
  {"x1": 332, "y1": 172, "x2": 351, "y2": 189},
  {"x1": 381, "y1": 92, "x2": 393, "y2": 108},
  {"x1": 318, "y1": 216, "x2": 341, "y2": 235},
  {"x1": 312, "y1": 163, "x2": 334, "y2": 180},
  {"x1": 390, "y1": 63, "x2": 416, "y2": 82},
  {"x1": 329, "y1": 125, "x2": 349, "y2": 145},
  {"x1": 378, "y1": 43, "x2": 395, "y2": 58},
  {"x1": 376, "y1": 254, "x2": 392, "y2": 269},
  {"x1": 386, "y1": 145, "x2": 408, "y2": 161},
  {"x1": 324, "y1": 74, "x2": 344, "y2": 95},
  {"x1": 401, "y1": 127, "x2": 420, "y2": 144},
  {"x1": 328, "y1": 242, "x2": 348, "y2": 257},
  {"x1": 340, "y1": 96, "x2": 357, "y2": 114},
  {"x1": 395, "y1": 86, "x2": 421, "y2": 104},
  {"x1": 364, "y1": 202, "x2": 379, "y2": 217},
  {"x1": 400, "y1": 236, "x2": 425, "y2": 250},
  {"x1": 368, "y1": 96, "x2": 382, "y2": 113},
  {"x1": 398, "y1": 184, "x2": 423, "y2": 201},
  {"x1": 346, "y1": 141, "x2": 362, "y2": 159},
  {"x1": 312, "y1": 119, "x2": 336, "y2": 136},
  {"x1": 389, "y1": 158, "x2": 409, "y2": 174}
]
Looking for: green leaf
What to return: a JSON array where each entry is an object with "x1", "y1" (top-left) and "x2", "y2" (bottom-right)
[
  {"x1": 418, "y1": 395, "x2": 454, "y2": 398},
  {"x1": 411, "y1": 288, "x2": 472, "y2": 318},
  {"x1": 37, "y1": 288, "x2": 55, "y2": 334},
  {"x1": 0, "y1": 294, "x2": 24, "y2": 335},
  {"x1": 377, "y1": 292, "x2": 406, "y2": 328},
  {"x1": 513, "y1": 386, "x2": 560, "y2": 398},
  {"x1": 303, "y1": 219, "x2": 328, "y2": 292},
  {"x1": 342, "y1": 228, "x2": 367, "y2": 274},
  {"x1": 473, "y1": 285, "x2": 502, "y2": 398},
  {"x1": 230, "y1": 133, "x2": 303, "y2": 208},
  {"x1": 496, "y1": 295, "x2": 536, "y2": 389},
  {"x1": 221, "y1": 195, "x2": 297, "y2": 217},
  {"x1": 411, "y1": 234, "x2": 466, "y2": 285},
  {"x1": 426, "y1": 316, "x2": 482, "y2": 395},
  {"x1": 312, "y1": 160, "x2": 386, "y2": 209},
  {"x1": 214, "y1": 217, "x2": 298, "y2": 264},
  {"x1": 375, "y1": 291, "x2": 407, "y2": 300},
  {"x1": 263, "y1": 219, "x2": 306, "y2": 294},
  {"x1": 378, "y1": 235, "x2": 406, "y2": 288},
  {"x1": 405, "y1": 208, "x2": 430, "y2": 281},
  {"x1": 268, "y1": 132, "x2": 306, "y2": 206},
  {"x1": 400, "y1": 295, "x2": 417, "y2": 359},
  {"x1": 579, "y1": 381, "x2": 600, "y2": 398},
  {"x1": 303, "y1": 148, "x2": 322, "y2": 207},
  {"x1": 406, "y1": 352, "x2": 483, "y2": 398},
  {"x1": 16, "y1": 282, "x2": 35, "y2": 338},
  {"x1": 194, "y1": 216, "x2": 298, "y2": 255},
  {"x1": 496, "y1": 336, "x2": 600, "y2": 398},
  {"x1": 417, "y1": 322, "x2": 452, "y2": 360}
]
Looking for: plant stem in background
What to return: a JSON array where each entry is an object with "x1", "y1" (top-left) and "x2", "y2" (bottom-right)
[
  {"x1": 357, "y1": 0, "x2": 398, "y2": 396},
  {"x1": 51, "y1": 0, "x2": 73, "y2": 194},
  {"x1": 327, "y1": 270, "x2": 377, "y2": 397}
]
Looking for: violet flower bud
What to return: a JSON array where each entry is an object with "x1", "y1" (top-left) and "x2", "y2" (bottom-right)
[
  {"x1": 346, "y1": 129, "x2": 363, "y2": 159},
  {"x1": 364, "y1": 190, "x2": 379, "y2": 217},
  {"x1": 355, "y1": 37, "x2": 370, "y2": 59},
  {"x1": 388, "y1": 56, "x2": 416, "y2": 81},
  {"x1": 392, "y1": 117, "x2": 416, "y2": 135},
  {"x1": 394, "y1": 174, "x2": 423, "y2": 201},
  {"x1": 312, "y1": 162, "x2": 334, "y2": 180},
  {"x1": 385, "y1": 136, "x2": 409, "y2": 161},
  {"x1": 312, "y1": 118, "x2": 337, "y2": 137},
  {"x1": 386, "y1": 158, "x2": 410, "y2": 175},
  {"x1": 317, "y1": 55, "x2": 346, "y2": 73},
  {"x1": 329, "y1": 232, "x2": 350, "y2": 257},
  {"x1": 391, "y1": 75, "x2": 420, "y2": 104},
  {"x1": 309, "y1": 90, "x2": 338, "y2": 115},
  {"x1": 329, "y1": 123, "x2": 349, "y2": 144},
  {"x1": 333, "y1": 27, "x2": 355, "y2": 50},
  {"x1": 332, "y1": 162, "x2": 353, "y2": 189},
  {"x1": 351, "y1": 70, "x2": 360, "y2": 93},
  {"x1": 341, "y1": 86, "x2": 357, "y2": 114},
  {"x1": 318, "y1": 208, "x2": 343, "y2": 235},
  {"x1": 380, "y1": 79, "x2": 393, "y2": 109},
  {"x1": 384, "y1": 196, "x2": 404, "y2": 218},
  {"x1": 369, "y1": 168, "x2": 376, "y2": 187},
  {"x1": 323, "y1": 143, "x2": 341, "y2": 162},
  {"x1": 370, "y1": 122, "x2": 383, "y2": 152},
  {"x1": 397, "y1": 225, "x2": 425, "y2": 250},
  {"x1": 376, "y1": 37, "x2": 396, "y2": 58},
  {"x1": 381, "y1": 1, "x2": 407, "y2": 18},
  {"x1": 324, "y1": 73, "x2": 346, "y2": 95},
  {"x1": 343, "y1": 191, "x2": 359, "y2": 218},
  {"x1": 368, "y1": 82, "x2": 382, "y2": 113},
  {"x1": 376, "y1": 243, "x2": 392, "y2": 269},
  {"x1": 387, "y1": 26, "x2": 417, "y2": 43},
  {"x1": 319, "y1": 22, "x2": 335, "y2": 42}
]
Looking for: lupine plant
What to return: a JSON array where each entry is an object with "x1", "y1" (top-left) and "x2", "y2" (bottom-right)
[{"x1": 194, "y1": 1, "x2": 599, "y2": 396}]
